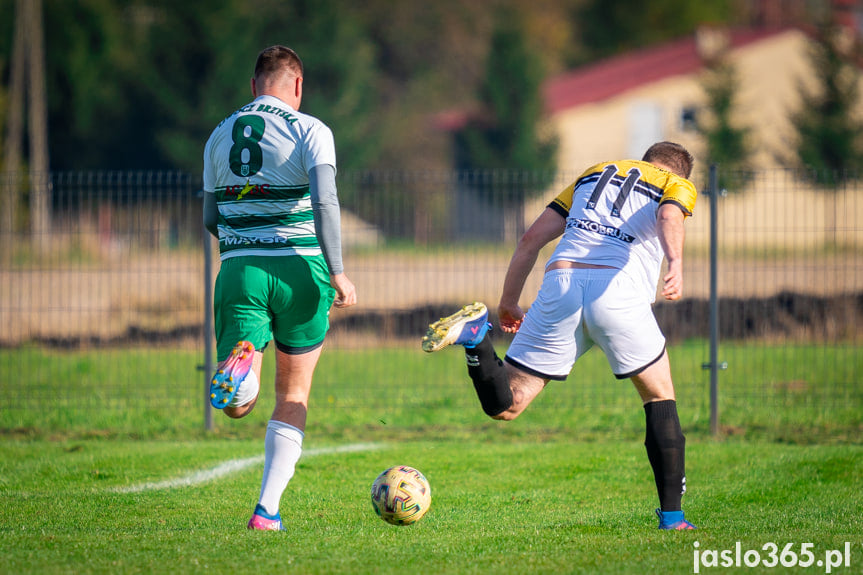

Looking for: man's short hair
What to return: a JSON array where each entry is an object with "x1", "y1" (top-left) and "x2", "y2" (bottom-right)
[
  {"x1": 254, "y1": 45, "x2": 304, "y2": 81},
  {"x1": 642, "y1": 142, "x2": 694, "y2": 179}
]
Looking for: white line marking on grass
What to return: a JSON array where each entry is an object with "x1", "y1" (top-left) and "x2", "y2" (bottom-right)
[{"x1": 112, "y1": 442, "x2": 382, "y2": 494}]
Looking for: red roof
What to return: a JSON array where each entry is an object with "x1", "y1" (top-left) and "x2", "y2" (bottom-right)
[
  {"x1": 543, "y1": 28, "x2": 791, "y2": 114},
  {"x1": 432, "y1": 28, "x2": 795, "y2": 131}
]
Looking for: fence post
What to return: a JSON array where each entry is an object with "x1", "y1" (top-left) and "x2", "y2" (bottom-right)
[
  {"x1": 704, "y1": 164, "x2": 727, "y2": 436},
  {"x1": 202, "y1": 209, "x2": 214, "y2": 432}
]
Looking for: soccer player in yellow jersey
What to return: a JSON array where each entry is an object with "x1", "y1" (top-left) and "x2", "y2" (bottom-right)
[{"x1": 424, "y1": 141, "x2": 697, "y2": 530}]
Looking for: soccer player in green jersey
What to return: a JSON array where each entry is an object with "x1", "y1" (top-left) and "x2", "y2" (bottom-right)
[{"x1": 203, "y1": 45, "x2": 357, "y2": 530}]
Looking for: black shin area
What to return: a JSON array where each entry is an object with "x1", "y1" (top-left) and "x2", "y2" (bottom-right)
[
  {"x1": 644, "y1": 399, "x2": 686, "y2": 512},
  {"x1": 464, "y1": 335, "x2": 513, "y2": 417}
]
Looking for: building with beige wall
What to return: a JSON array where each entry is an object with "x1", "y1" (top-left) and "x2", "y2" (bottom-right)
[
  {"x1": 535, "y1": 26, "x2": 863, "y2": 252},
  {"x1": 435, "y1": 22, "x2": 862, "y2": 253},
  {"x1": 544, "y1": 27, "x2": 834, "y2": 179}
]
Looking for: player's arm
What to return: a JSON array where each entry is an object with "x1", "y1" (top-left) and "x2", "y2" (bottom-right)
[
  {"x1": 309, "y1": 164, "x2": 356, "y2": 308},
  {"x1": 498, "y1": 207, "x2": 566, "y2": 332},
  {"x1": 657, "y1": 202, "x2": 686, "y2": 301},
  {"x1": 203, "y1": 192, "x2": 219, "y2": 239},
  {"x1": 202, "y1": 137, "x2": 220, "y2": 239}
]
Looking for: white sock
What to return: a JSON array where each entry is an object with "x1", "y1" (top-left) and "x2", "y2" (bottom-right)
[
  {"x1": 228, "y1": 369, "x2": 259, "y2": 407},
  {"x1": 258, "y1": 419, "x2": 304, "y2": 516}
]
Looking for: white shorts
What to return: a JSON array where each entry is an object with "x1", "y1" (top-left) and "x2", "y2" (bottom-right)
[{"x1": 504, "y1": 268, "x2": 666, "y2": 380}]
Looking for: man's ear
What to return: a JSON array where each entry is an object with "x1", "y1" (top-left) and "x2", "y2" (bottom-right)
[{"x1": 250, "y1": 77, "x2": 258, "y2": 98}]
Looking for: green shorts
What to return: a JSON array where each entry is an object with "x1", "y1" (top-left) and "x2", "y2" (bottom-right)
[{"x1": 213, "y1": 255, "x2": 336, "y2": 360}]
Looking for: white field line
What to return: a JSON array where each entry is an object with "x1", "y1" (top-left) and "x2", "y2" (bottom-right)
[{"x1": 112, "y1": 442, "x2": 382, "y2": 494}]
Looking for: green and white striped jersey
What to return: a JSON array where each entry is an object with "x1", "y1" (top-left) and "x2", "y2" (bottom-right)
[{"x1": 203, "y1": 94, "x2": 337, "y2": 260}]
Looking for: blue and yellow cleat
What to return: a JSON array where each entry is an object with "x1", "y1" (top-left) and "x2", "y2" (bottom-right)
[
  {"x1": 422, "y1": 302, "x2": 491, "y2": 352},
  {"x1": 209, "y1": 340, "x2": 255, "y2": 409},
  {"x1": 656, "y1": 508, "x2": 697, "y2": 530}
]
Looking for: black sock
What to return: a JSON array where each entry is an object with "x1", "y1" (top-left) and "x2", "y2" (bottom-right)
[
  {"x1": 464, "y1": 334, "x2": 512, "y2": 417},
  {"x1": 644, "y1": 399, "x2": 686, "y2": 512}
]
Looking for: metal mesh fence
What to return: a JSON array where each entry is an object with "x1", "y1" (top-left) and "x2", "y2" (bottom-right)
[{"x1": 0, "y1": 168, "x2": 860, "y2": 435}]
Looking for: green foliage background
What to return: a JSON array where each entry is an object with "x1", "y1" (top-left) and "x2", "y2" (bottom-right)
[
  {"x1": 0, "y1": 0, "x2": 769, "y2": 174},
  {"x1": 792, "y1": 24, "x2": 863, "y2": 184}
]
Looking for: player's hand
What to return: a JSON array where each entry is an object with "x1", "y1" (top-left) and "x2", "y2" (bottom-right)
[
  {"x1": 498, "y1": 302, "x2": 525, "y2": 334},
  {"x1": 661, "y1": 260, "x2": 683, "y2": 301},
  {"x1": 330, "y1": 273, "x2": 357, "y2": 308}
]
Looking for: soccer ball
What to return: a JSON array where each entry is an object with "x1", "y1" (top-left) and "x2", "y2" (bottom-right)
[{"x1": 370, "y1": 465, "x2": 431, "y2": 525}]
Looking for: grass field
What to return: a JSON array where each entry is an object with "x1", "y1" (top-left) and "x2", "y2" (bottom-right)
[
  {"x1": 1, "y1": 343, "x2": 861, "y2": 574},
  {"x1": 1, "y1": 437, "x2": 861, "y2": 574},
  {"x1": 2, "y1": 340, "x2": 861, "y2": 441}
]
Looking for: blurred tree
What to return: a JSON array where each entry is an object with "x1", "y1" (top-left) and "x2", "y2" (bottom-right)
[
  {"x1": 573, "y1": 0, "x2": 735, "y2": 65},
  {"x1": 1, "y1": 0, "x2": 51, "y2": 243},
  {"x1": 0, "y1": 0, "x2": 21, "y2": 235},
  {"x1": 137, "y1": 0, "x2": 382, "y2": 174},
  {"x1": 454, "y1": 7, "x2": 558, "y2": 176},
  {"x1": 453, "y1": 7, "x2": 558, "y2": 241},
  {"x1": 355, "y1": 0, "x2": 491, "y2": 171},
  {"x1": 269, "y1": 0, "x2": 382, "y2": 173},
  {"x1": 6, "y1": 0, "x2": 383, "y2": 172},
  {"x1": 0, "y1": 0, "x2": 13, "y2": 157},
  {"x1": 792, "y1": 24, "x2": 863, "y2": 186},
  {"x1": 0, "y1": 0, "x2": 754, "y2": 176},
  {"x1": 698, "y1": 58, "x2": 752, "y2": 192},
  {"x1": 42, "y1": 0, "x2": 162, "y2": 169},
  {"x1": 352, "y1": 0, "x2": 576, "y2": 173},
  {"x1": 338, "y1": 0, "x2": 494, "y2": 242},
  {"x1": 133, "y1": 0, "x2": 265, "y2": 173}
]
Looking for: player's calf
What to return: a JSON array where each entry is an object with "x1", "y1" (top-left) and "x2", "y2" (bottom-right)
[{"x1": 422, "y1": 303, "x2": 516, "y2": 418}]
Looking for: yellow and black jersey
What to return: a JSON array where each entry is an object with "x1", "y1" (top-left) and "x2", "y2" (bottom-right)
[
  {"x1": 547, "y1": 160, "x2": 697, "y2": 300},
  {"x1": 549, "y1": 160, "x2": 696, "y2": 219}
]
